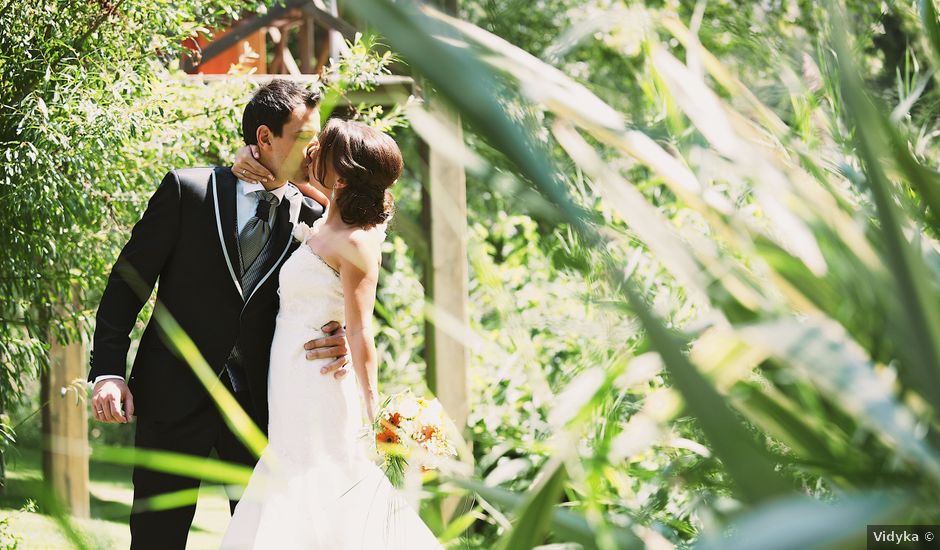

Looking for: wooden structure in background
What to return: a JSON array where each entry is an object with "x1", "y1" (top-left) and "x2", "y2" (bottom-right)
[
  {"x1": 184, "y1": 26, "x2": 267, "y2": 74},
  {"x1": 182, "y1": 0, "x2": 356, "y2": 77}
]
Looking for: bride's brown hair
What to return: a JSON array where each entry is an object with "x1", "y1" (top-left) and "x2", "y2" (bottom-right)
[{"x1": 314, "y1": 118, "x2": 402, "y2": 228}]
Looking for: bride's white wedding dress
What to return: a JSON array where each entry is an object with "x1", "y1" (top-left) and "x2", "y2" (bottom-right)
[{"x1": 221, "y1": 216, "x2": 442, "y2": 549}]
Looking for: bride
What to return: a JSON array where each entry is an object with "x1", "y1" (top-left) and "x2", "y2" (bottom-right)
[{"x1": 221, "y1": 118, "x2": 443, "y2": 549}]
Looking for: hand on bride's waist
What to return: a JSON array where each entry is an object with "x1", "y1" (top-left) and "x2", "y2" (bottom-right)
[{"x1": 299, "y1": 320, "x2": 350, "y2": 380}]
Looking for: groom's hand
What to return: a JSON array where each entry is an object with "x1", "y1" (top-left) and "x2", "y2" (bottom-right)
[
  {"x1": 304, "y1": 321, "x2": 350, "y2": 379},
  {"x1": 92, "y1": 378, "x2": 135, "y2": 423}
]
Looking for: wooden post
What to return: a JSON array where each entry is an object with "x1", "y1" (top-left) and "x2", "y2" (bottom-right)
[
  {"x1": 41, "y1": 325, "x2": 90, "y2": 518},
  {"x1": 420, "y1": 105, "x2": 471, "y2": 521},
  {"x1": 418, "y1": 0, "x2": 469, "y2": 426},
  {"x1": 418, "y1": 0, "x2": 471, "y2": 524},
  {"x1": 421, "y1": 112, "x2": 470, "y2": 433},
  {"x1": 417, "y1": 0, "x2": 468, "y2": 424},
  {"x1": 299, "y1": 15, "x2": 315, "y2": 74}
]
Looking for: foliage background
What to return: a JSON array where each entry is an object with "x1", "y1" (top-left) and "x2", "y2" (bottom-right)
[{"x1": 3, "y1": 0, "x2": 940, "y2": 548}]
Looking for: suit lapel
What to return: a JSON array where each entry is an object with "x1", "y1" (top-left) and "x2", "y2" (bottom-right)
[{"x1": 211, "y1": 168, "x2": 244, "y2": 301}]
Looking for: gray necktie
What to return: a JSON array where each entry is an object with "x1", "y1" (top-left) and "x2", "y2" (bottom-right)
[
  {"x1": 238, "y1": 190, "x2": 279, "y2": 274},
  {"x1": 225, "y1": 190, "x2": 279, "y2": 392}
]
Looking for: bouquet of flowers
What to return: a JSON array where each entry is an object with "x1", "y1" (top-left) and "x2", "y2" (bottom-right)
[{"x1": 372, "y1": 390, "x2": 457, "y2": 487}]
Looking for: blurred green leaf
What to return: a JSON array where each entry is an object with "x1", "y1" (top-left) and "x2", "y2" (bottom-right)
[
  {"x1": 832, "y1": 8, "x2": 940, "y2": 415},
  {"x1": 92, "y1": 445, "x2": 252, "y2": 485},
  {"x1": 496, "y1": 460, "x2": 568, "y2": 550},
  {"x1": 695, "y1": 491, "x2": 911, "y2": 550},
  {"x1": 448, "y1": 475, "x2": 643, "y2": 550}
]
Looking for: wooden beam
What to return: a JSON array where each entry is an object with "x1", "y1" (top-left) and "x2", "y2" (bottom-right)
[
  {"x1": 342, "y1": 77, "x2": 414, "y2": 105},
  {"x1": 184, "y1": 74, "x2": 415, "y2": 108},
  {"x1": 41, "y1": 325, "x2": 89, "y2": 518},
  {"x1": 302, "y1": 1, "x2": 358, "y2": 43}
]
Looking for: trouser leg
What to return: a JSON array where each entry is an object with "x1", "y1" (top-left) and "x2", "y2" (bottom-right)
[{"x1": 129, "y1": 402, "x2": 216, "y2": 550}]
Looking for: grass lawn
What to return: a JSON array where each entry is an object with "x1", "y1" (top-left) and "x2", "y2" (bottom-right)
[{"x1": 0, "y1": 446, "x2": 233, "y2": 549}]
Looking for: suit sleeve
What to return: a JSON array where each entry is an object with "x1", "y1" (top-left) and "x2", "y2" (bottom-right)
[{"x1": 88, "y1": 170, "x2": 182, "y2": 381}]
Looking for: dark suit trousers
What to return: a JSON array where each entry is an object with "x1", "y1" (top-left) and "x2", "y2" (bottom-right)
[{"x1": 129, "y1": 375, "x2": 257, "y2": 550}]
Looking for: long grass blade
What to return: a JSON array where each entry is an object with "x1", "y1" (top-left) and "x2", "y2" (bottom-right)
[
  {"x1": 446, "y1": 476, "x2": 643, "y2": 550},
  {"x1": 831, "y1": 7, "x2": 940, "y2": 413},
  {"x1": 616, "y1": 277, "x2": 793, "y2": 504}
]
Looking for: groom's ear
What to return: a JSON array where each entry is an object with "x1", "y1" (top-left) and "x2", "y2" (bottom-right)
[{"x1": 256, "y1": 125, "x2": 274, "y2": 150}]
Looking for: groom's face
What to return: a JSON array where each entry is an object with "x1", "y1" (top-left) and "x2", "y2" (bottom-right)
[{"x1": 264, "y1": 104, "x2": 320, "y2": 184}]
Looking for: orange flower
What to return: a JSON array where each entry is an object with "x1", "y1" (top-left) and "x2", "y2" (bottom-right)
[
  {"x1": 417, "y1": 425, "x2": 437, "y2": 443},
  {"x1": 376, "y1": 428, "x2": 399, "y2": 445},
  {"x1": 379, "y1": 415, "x2": 400, "y2": 432}
]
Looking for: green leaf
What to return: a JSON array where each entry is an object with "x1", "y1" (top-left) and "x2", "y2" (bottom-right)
[
  {"x1": 447, "y1": 475, "x2": 643, "y2": 550},
  {"x1": 732, "y1": 383, "x2": 845, "y2": 464},
  {"x1": 832, "y1": 6, "x2": 940, "y2": 415},
  {"x1": 920, "y1": 0, "x2": 940, "y2": 69},
  {"x1": 617, "y1": 279, "x2": 794, "y2": 504},
  {"x1": 496, "y1": 460, "x2": 568, "y2": 550},
  {"x1": 92, "y1": 445, "x2": 253, "y2": 485},
  {"x1": 344, "y1": 0, "x2": 592, "y2": 236},
  {"x1": 437, "y1": 508, "x2": 480, "y2": 543},
  {"x1": 737, "y1": 317, "x2": 940, "y2": 481}
]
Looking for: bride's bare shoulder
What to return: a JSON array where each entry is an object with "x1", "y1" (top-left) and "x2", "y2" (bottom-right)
[{"x1": 340, "y1": 227, "x2": 382, "y2": 273}]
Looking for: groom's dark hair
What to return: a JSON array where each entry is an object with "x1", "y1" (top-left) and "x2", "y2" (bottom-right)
[{"x1": 242, "y1": 79, "x2": 322, "y2": 145}]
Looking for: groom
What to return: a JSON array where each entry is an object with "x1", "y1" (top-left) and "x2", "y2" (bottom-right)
[{"x1": 87, "y1": 79, "x2": 346, "y2": 549}]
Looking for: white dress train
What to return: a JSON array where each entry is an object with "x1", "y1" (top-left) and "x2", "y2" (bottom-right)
[{"x1": 221, "y1": 217, "x2": 442, "y2": 550}]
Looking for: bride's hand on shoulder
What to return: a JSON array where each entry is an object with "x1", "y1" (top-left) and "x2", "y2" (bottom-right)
[{"x1": 231, "y1": 144, "x2": 274, "y2": 184}]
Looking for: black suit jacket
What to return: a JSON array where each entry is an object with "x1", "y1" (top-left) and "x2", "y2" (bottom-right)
[{"x1": 89, "y1": 167, "x2": 324, "y2": 431}]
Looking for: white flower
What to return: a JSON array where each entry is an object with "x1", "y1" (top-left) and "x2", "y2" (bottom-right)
[
  {"x1": 292, "y1": 221, "x2": 313, "y2": 242},
  {"x1": 396, "y1": 395, "x2": 421, "y2": 419},
  {"x1": 417, "y1": 402, "x2": 444, "y2": 426}
]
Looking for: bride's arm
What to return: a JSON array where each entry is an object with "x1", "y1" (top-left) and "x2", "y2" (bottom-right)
[{"x1": 339, "y1": 235, "x2": 382, "y2": 423}]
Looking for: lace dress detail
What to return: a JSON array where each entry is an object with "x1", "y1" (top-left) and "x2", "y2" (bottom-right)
[{"x1": 221, "y1": 214, "x2": 440, "y2": 550}]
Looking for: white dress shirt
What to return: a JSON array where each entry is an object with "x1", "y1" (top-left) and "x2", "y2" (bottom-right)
[{"x1": 92, "y1": 179, "x2": 289, "y2": 387}]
